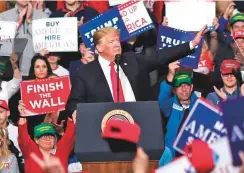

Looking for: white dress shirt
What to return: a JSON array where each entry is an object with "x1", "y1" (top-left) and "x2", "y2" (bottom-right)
[{"x1": 98, "y1": 56, "x2": 136, "y2": 102}]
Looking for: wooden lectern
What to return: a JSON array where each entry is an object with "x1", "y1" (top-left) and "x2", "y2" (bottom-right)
[
  {"x1": 82, "y1": 161, "x2": 158, "y2": 173},
  {"x1": 75, "y1": 102, "x2": 164, "y2": 173}
]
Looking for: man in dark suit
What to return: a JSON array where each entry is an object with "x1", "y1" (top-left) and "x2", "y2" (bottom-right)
[{"x1": 66, "y1": 27, "x2": 206, "y2": 113}]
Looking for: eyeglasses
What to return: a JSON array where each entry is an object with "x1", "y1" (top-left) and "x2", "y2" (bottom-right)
[
  {"x1": 222, "y1": 73, "x2": 235, "y2": 78},
  {"x1": 39, "y1": 135, "x2": 55, "y2": 140}
]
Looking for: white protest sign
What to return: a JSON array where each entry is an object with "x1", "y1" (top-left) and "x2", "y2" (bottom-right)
[
  {"x1": 119, "y1": 0, "x2": 153, "y2": 34},
  {"x1": 156, "y1": 137, "x2": 239, "y2": 173},
  {"x1": 109, "y1": 0, "x2": 130, "y2": 6},
  {"x1": 166, "y1": 1, "x2": 216, "y2": 31},
  {"x1": 32, "y1": 17, "x2": 78, "y2": 53},
  {"x1": 0, "y1": 21, "x2": 16, "y2": 56}
]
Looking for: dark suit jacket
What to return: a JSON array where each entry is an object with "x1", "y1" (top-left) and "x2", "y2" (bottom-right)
[{"x1": 66, "y1": 42, "x2": 193, "y2": 113}]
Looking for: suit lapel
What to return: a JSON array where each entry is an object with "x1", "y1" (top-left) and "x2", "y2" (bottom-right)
[
  {"x1": 92, "y1": 59, "x2": 114, "y2": 102},
  {"x1": 120, "y1": 57, "x2": 139, "y2": 100}
]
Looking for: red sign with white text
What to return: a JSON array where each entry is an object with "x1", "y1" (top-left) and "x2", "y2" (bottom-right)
[{"x1": 20, "y1": 76, "x2": 71, "y2": 116}]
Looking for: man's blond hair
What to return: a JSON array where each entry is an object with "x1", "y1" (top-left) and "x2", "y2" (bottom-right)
[{"x1": 93, "y1": 27, "x2": 120, "y2": 46}]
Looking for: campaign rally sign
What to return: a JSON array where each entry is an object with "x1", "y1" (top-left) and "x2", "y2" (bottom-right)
[
  {"x1": 0, "y1": 21, "x2": 16, "y2": 56},
  {"x1": 221, "y1": 97, "x2": 244, "y2": 166},
  {"x1": 20, "y1": 76, "x2": 71, "y2": 116},
  {"x1": 156, "y1": 137, "x2": 239, "y2": 173},
  {"x1": 166, "y1": 1, "x2": 215, "y2": 31},
  {"x1": 32, "y1": 17, "x2": 78, "y2": 53},
  {"x1": 173, "y1": 98, "x2": 227, "y2": 154},
  {"x1": 157, "y1": 25, "x2": 203, "y2": 69},
  {"x1": 79, "y1": 0, "x2": 154, "y2": 51}
]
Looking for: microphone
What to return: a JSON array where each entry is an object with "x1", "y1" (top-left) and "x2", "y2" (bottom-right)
[
  {"x1": 115, "y1": 54, "x2": 121, "y2": 65},
  {"x1": 115, "y1": 54, "x2": 121, "y2": 102}
]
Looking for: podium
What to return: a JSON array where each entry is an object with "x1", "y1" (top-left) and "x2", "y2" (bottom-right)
[{"x1": 75, "y1": 101, "x2": 164, "y2": 172}]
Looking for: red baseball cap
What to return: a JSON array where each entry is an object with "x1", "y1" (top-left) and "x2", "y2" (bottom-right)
[
  {"x1": 220, "y1": 59, "x2": 240, "y2": 75},
  {"x1": 0, "y1": 100, "x2": 9, "y2": 110},
  {"x1": 184, "y1": 140, "x2": 215, "y2": 173},
  {"x1": 233, "y1": 30, "x2": 244, "y2": 39},
  {"x1": 102, "y1": 120, "x2": 141, "y2": 144}
]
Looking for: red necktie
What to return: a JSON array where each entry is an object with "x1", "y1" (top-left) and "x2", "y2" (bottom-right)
[{"x1": 110, "y1": 62, "x2": 125, "y2": 102}]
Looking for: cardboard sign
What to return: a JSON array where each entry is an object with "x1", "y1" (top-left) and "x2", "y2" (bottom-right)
[
  {"x1": 166, "y1": 1, "x2": 215, "y2": 31},
  {"x1": 157, "y1": 25, "x2": 203, "y2": 69},
  {"x1": 0, "y1": 21, "x2": 16, "y2": 56},
  {"x1": 20, "y1": 76, "x2": 71, "y2": 116},
  {"x1": 32, "y1": 17, "x2": 78, "y2": 53},
  {"x1": 156, "y1": 137, "x2": 239, "y2": 173},
  {"x1": 79, "y1": 0, "x2": 154, "y2": 51},
  {"x1": 173, "y1": 98, "x2": 227, "y2": 154},
  {"x1": 108, "y1": 0, "x2": 130, "y2": 6},
  {"x1": 221, "y1": 97, "x2": 244, "y2": 166}
]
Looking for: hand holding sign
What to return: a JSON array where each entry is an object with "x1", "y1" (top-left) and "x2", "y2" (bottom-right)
[
  {"x1": 167, "y1": 61, "x2": 180, "y2": 82},
  {"x1": 18, "y1": 100, "x2": 25, "y2": 117},
  {"x1": 223, "y1": 2, "x2": 235, "y2": 20},
  {"x1": 239, "y1": 151, "x2": 244, "y2": 173},
  {"x1": 78, "y1": 16, "x2": 84, "y2": 26},
  {"x1": 192, "y1": 25, "x2": 207, "y2": 48}
]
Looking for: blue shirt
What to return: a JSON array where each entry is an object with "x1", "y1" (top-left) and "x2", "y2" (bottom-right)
[{"x1": 206, "y1": 87, "x2": 241, "y2": 106}]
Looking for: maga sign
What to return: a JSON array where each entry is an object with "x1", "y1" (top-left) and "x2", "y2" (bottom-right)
[
  {"x1": 0, "y1": 21, "x2": 16, "y2": 56},
  {"x1": 79, "y1": 0, "x2": 154, "y2": 51},
  {"x1": 173, "y1": 98, "x2": 227, "y2": 154},
  {"x1": 157, "y1": 25, "x2": 203, "y2": 69},
  {"x1": 32, "y1": 17, "x2": 78, "y2": 52},
  {"x1": 20, "y1": 76, "x2": 71, "y2": 116}
]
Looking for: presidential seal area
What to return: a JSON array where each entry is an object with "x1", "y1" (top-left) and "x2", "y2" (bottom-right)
[{"x1": 101, "y1": 110, "x2": 134, "y2": 132}]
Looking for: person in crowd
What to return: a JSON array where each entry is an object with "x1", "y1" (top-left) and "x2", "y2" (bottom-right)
[
  {"x1": 31, "y1": 0, "x2": 52, "y2": 16},
  {"x1": 50, "y1": 0, "x2": 99, "y2": 70},
  {"x1": 17, "y1": 103, "x2": 76, "y2": 173},
  {"x1": 40, "y1": 49, "x2": 69, "y2": 77},
  {"x1": 28, "y1": 55, "x2": 53, "y2": 80},
  {"x1": 66, "y1": 26, "x2": 205, "y2": 113},
  {"x1": 26, "y1": 55, "x2": 54, "y2": 137},
  {"x1": 158, "y1": 61, "x2": 198, "y2": 166},
  {"x1": 69, "y1": 39, "x2": 95, "y2": 85},
  {"x1": 0, "y1": 128, "x2": 19, "y2": 173},
  {"x1": 0, "y1": 53, "x2": 22, "y2": 103},
  {"x1": 51, "y1": 0, "x2": 98, "y2": 26},
  {"x1": 0, "y1": 0, "x2": 48, "y2": 77},
  {"x1": 207, "y1": 59, "x2": 242, "y2": 106},
  {"x1": 0, "y1": 100, "x2": 23, "y2": 171}
]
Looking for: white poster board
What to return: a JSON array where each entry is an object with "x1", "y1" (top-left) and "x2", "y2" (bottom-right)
[
  {"x1": 0, "y1": 21, "x2": 16, "y2": 56},
  {"x1": 109, "y1": 0, "x2": 130, "y2": 6},
  {"x1": 156, "y1": 137, "x2": 239, "y2": 173},
  {"x1": 32, "y1": 17, "x2": 78, "y2": 53},
  {"x1": 166, "y1": 1, "x2": 216, "y2": 31}
]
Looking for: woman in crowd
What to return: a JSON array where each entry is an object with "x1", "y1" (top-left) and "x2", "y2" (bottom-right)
[
  {"x1": 0, "y1": 128, "x2": 19, "y2": 173},
  {"x1": 26, "y1": 55, "x2": 55, "y2": 137},
  {"x1": 18, "y1": 103, "x2": 76, "y2": 173}
]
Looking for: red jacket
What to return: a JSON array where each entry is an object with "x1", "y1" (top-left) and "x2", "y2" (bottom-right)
[{"x1": 18, "y1": 119, "x2": 75, "y2": 173}]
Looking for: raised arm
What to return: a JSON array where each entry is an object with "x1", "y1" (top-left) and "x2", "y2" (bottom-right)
[
  {"x1": 4, "y1": 52, "x2": 22, "y2": 100},
  {"x1": 158, "y1": 61, "x2": 180, "y2": 116}
]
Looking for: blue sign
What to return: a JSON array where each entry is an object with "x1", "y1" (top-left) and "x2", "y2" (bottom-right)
[
  {"x1": 79, "y1": 2, "x2": 154, "y2": 51},
  {"x1": 221, "y1": 97, "x2": 244, "y2": 166},
  {"x1": 157, "y1": 26, "x2": 203, "y2": 69},
  {"x1": 173, "y1": 98, "x2": 227, "y2": 154}
]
